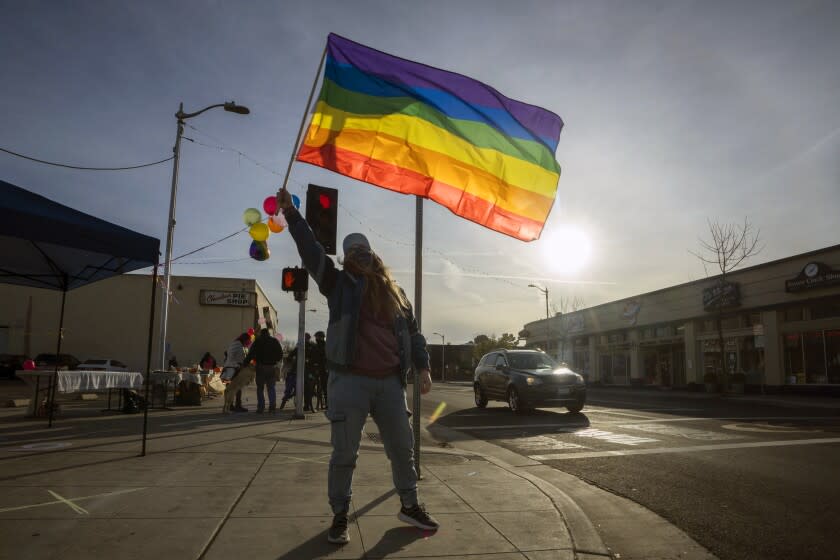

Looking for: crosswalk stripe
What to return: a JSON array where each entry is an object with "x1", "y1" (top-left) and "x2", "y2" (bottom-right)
[{"x1": 528, "y1": 436, "x2": 840, "y2": 461}]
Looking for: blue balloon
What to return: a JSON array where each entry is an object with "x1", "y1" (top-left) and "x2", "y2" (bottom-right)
[{"x1": 291, "y1": 194, "x2": 301, "y2": 209}]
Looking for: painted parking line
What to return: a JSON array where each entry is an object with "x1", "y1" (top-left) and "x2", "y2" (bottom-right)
[
  {"x1": 47, "y1": 490, "x2": 89, "y2": 515},
  {"x1": 528, "y1": 436, "x2": 840, "y2": 461},
  {"x1": 0, "y1": 487, "x2": 147, "y2": 514}
]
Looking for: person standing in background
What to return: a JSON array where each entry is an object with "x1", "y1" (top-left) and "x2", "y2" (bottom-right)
[
  {"x1": 312, "y1": 331, "x2": 328, "y2": 409},
  {"x1": 248, "y1": 329, "x2": 284, "y2": 413},
  {"x1": 222, "y1": 333, "x2": 252, "y2": 412}
]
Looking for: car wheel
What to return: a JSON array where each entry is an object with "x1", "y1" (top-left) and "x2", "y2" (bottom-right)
[
  {"x1": 566, "y1": 398, "x2": 585, "y2": 413},
  {"x1": 474, "y1": 384, "x2": 488, "y2": 408},
  {"x1": 507, "y1": 387, "x2": 527, "y2": 414}
]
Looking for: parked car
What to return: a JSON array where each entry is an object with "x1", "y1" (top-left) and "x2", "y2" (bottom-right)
[
  {"x1": 0, "y1": 354, "x2": 28, "y2": 378},
  {"x1": 34, "y1": 353, "x2": 81, "y2": 370},
  {"x1": 474, "y1": 348, "x2": 586, "y2": 414},
  {"x1": 77, "y1": 359, "x2": 129, "y2": 372}
]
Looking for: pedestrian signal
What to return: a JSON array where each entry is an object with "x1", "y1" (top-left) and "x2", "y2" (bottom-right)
[
  {"x1": 305, "y1": 184, "x2": 338, "y2": 255},
  {"x1": 281, "y1": 267, "x2": 308, "y2": 292}
]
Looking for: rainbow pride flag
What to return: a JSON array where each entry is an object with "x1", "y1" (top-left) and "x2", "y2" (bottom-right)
[{"x1": 297, "y1": 33, "x2": 563, "y2": 241}]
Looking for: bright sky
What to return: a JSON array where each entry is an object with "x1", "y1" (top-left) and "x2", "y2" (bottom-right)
[{"x1": 2, "y1": 1, "x2": 838, "y2": 344}]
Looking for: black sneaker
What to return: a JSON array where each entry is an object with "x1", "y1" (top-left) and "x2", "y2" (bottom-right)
[
  {"x1": 327, "y1": 512, "x2": 349, "y2": 544},
  {"x1": 233, "y1": 405, "x2": 248, "y2": 412},
  {"x1": 255, "y1": 408, "x2": 264, "y2": 414},
  {"x1": 398, "y1": 503, "x2": 439, "y2": 531}
]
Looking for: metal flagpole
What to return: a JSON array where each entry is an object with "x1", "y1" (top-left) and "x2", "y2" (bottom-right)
[
  {"x1": 279, "y1": 43, "x2": 327, "y2": 420},
  {"x1": 413, "y1": 196, "x2": 423, "y2": 477}
]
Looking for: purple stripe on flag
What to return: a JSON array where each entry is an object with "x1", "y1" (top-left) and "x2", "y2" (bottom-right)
[{"x1": 327, "y1": 33, "x2": 563, "y2": 147}]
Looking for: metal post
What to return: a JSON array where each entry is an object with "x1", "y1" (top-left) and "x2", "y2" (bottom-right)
[
  {"x1": 141, "y1": 264, "x2": 159, "y2": 456},
  {"x1": 48, "y1": 281, "x2": 68, "y2": 427},
  {"x1": 544, "y1": 288, "x2": 551, "y2": 357},
  {"x1": 159, "y1": 103, "x2": 184, "y2": 370},
  {"x1": 441, "y1": 335, "x2": 445, "y2": 382},
  {"x1": 413, "y1": 196, "x2": 423, "y2": 477},
  {"x1": 293, "y1": 287, "x2": 306, "y2": 419}
]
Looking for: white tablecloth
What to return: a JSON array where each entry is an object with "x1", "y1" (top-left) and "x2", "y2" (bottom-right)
[{"x1": 17, "y1": 370, "x2": 144, "y2": 393}]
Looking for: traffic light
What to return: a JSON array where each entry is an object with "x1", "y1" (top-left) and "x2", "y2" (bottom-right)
[
  {"x1": 305, "y1": 184, "x2": 338, "y2": 255},
  {"x1": 281, "y1": 267, "x2": 309, "y2": 292}
]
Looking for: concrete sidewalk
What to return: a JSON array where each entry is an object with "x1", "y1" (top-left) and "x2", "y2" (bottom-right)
[{"x1": 0, "y1": 389, "x2": 611, "y2": 560}]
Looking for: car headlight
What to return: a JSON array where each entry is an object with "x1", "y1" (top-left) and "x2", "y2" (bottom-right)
[
  {"x1": 526, "y1": 377, "x2": 543, "y2": 386},
  {"x1": 572, "y1": 373, "x2": 584, "y2": 384}
]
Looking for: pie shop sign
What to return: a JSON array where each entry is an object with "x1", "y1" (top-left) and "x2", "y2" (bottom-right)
[
  {"x1": 200, "y1": 290, "x2": 254, "y2": 307},
  {"x1": 785, "y1": 262, "x2": 840, "y2": 293}
]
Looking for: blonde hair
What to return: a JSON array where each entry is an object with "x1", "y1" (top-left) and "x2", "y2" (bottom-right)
[{"x1": 342, "y1": 249, "x2": 408, "y2": 319}]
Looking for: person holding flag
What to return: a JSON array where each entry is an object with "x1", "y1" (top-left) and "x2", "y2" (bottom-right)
[{"x1": 276, "y1": 187, "x2": 437, "y2": 545}]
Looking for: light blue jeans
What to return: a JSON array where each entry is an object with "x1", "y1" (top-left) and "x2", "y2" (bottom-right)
[{"x1": 326, "y1": 370, "x2": 418, "y2": 514}]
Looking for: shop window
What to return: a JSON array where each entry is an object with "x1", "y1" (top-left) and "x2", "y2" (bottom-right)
[
  {"x1": 608, "y1": 332, "x2": 625, "y2": 343},
  {"x1": 702, "y1": 320, "x2": 715, "y2": 333},
  {"x1": 745, "y1": 313, "x2": 762, "y2": 327},
  {"x1": 655, "y1": 325, "x2": 672, "y2": 338},
  {"x1": 784, "y1": 307, "x2": 804, "y2": 322},
  {"x1": 720, "y1": 316, "x2": 740, "y2": 330},
  {"x1": 810, "y1": 300, "x2": 840, "y2": 320},
  {"x1": 643, "y1": 327, "x2": 655, "y2": 339},
  {"x1": 783, "y1": 334, "x2": 803, "y2": 380},
  {"x1": 804, "y1": 331, "x2": 827, "y2": 383},
  {"x1": 826, "y1": 331, "x2": 840, "y2": 384}
]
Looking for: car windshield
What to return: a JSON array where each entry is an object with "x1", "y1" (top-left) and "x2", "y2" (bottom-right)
[
  {"x1": 508, "y1": 353, "x2": 557, "y2": 370},
  {"x1": 82, "y1": 360, "x2": 107, "y2": 365}
]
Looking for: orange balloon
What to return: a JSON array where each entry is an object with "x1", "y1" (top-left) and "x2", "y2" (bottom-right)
[{"x1": 267, "y1": 215, "x2": 285, "y2": 233}]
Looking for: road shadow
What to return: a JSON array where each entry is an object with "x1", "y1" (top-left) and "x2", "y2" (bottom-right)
[{"x1": 432, "y1": 404, "x2": 591, "y2": 442}]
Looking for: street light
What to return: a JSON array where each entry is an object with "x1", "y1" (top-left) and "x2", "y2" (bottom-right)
[
  {"x1": 528, "y1": 284, "x2": 551, "y2": 357},
  {"x1": 159, "y1": 101, "x2": 249, "y2": 369},
  {"x1": 432, "y1": 332, "x2": 445, "y2": 382}
]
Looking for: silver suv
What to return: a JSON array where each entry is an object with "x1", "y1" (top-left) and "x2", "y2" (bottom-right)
[{"x1": 473, "y1": 349, "x2": 586, "y2": 414}]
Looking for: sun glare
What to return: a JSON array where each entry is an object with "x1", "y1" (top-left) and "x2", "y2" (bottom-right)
[{"x1": 541, "y1": 225, "x2": 593, "y2": 274}]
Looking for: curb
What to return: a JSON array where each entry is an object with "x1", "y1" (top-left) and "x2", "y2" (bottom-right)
[{"x1": 425, "y1": 422, "x2": 611, "y2": 558}]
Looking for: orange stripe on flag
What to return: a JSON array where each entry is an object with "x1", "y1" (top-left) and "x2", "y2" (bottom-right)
[{"x1": 297, "y1": 143, "x2": 547, "y2": 241}]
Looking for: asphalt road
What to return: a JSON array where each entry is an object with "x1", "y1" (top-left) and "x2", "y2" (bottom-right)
[{"x1": 424, "y1": 383, "x2": 840, "y2": 560}]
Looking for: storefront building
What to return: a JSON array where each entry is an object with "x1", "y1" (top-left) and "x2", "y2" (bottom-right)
[
  {"x1": 0, "y1": 274, "x2": 278, "y2": 372},
  {"x1": 522, "y1": 244, "x2": 840, "y2": 392}
]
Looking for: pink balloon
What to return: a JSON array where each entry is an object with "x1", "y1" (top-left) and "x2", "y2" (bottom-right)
[
  {"x1": 263, "y1": 196, "x2": 278, "y2": 216},
  {"x1": 275, "y1": 212, "x2": 287, "y2": 227},
  {"x1": 274, "y1": 333, "x2": 284, "y2": 342}
]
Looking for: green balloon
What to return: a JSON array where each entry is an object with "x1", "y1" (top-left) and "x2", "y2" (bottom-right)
[{"x1": 243, "y1": 208, "x2": 261, "y2": 226}]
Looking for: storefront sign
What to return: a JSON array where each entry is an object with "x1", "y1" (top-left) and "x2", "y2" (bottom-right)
[
  {"x1": 199, "y1": 290, "x2": 254, "y2": 307},
  {"x1": 785, "y1": 262, "x2": 840, "y2": 292},
  {"x1": 703, "y1": 282, "x2": 740, "y2": 311}
]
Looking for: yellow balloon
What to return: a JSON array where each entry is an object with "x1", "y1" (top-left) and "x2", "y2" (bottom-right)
[{"x1": 249, "y1": 222, "x2": 270, "y2": 241}]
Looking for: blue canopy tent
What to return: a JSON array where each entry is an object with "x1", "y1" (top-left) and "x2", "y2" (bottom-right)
[{"x1": 0, "y1": 179, "x2": 160, "y2": 455}]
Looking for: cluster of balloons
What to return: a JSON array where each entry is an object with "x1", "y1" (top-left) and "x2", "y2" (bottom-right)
[{"x1": 242, "y1": 193, "x2": 300, "y2": 261}]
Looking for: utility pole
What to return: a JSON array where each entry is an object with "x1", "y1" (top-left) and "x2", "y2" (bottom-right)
[{"x1": 529, "y1": 284, "x2": 551, "y2": 357}]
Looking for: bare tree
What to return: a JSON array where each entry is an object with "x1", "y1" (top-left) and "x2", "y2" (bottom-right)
[
  {"x1": 690, "y1": 217, "x2": 763, "y2": 392},
  {"x1": 551, "y1": 295, "x2": 586, "y2": 363}
]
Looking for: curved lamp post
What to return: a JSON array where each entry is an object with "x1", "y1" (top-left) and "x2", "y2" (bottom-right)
[
  {"x1": 159, "y1": 101, "x2": 249, "y2": 369},
  {"x1": 432, "y1": 332, "x2": 445, "y2": 382},
  {"x1": 528, "y1": 284, "x2": 551, "y2": 356}
]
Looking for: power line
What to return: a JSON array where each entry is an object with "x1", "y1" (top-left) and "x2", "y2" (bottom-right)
[{"x1": 0, "y1": 146, "x2": 173, "y2": 171}]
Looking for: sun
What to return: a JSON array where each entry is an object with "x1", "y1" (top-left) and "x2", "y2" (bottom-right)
[{"x1": 540, "y1": 225, "x2": 593, "y2": 275}]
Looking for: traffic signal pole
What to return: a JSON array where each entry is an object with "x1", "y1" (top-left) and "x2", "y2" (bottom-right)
[{"x1": 293, "y1": 285, "x2": 306, "y2": 419}]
